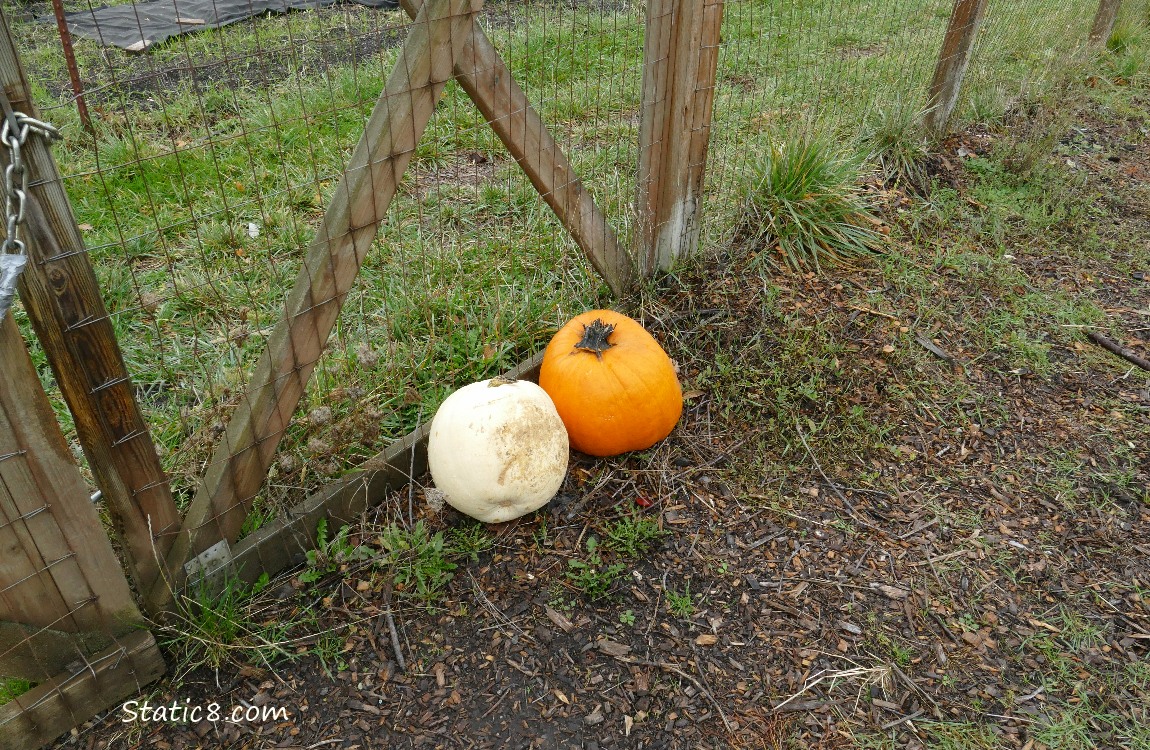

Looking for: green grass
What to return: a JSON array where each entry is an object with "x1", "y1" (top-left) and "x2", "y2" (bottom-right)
[
  {"x1": 161, "y1": 572, "x2": 298, "y2": 675},
  {"x1": 736, "y1": 133, "x2": 884, "y2": 271},
  {"x1": 566, "y1": 536, "x2": 626, "y2": 600},
  {"x1": 665, "y1": 582, "x2": 695, "y2": 619},
  {"x1": 4, "y1": 1, "x2": 1149, "y2": 745},
  {"x1": 374, "y1": 520, "x2": 457, "y2": 603},
  {"x1": 603, "y1": 511, "x2": 666, "y2": 559},
  {"x1": 0, "y1": 677, "x2": 34, "y2": 706},
  {"x1": 9, "y1": 0, "x2": 1115, "y2": 521},
  {"x1": 448, "y1": 522, "x2": 494, "y2": 563},
  {"x1": 298, "y1": 518, "x2": 376, "y2": 585}
]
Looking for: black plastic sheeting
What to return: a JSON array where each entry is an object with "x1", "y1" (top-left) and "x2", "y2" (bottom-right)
[{"x1": 50, "y1": 0, "x2": 398, "y2": 51}]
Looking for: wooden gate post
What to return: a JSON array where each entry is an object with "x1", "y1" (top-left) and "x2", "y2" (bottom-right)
[
  {"x1": 1089, "y1": 0, "x2": 1122, "y2": 45},
  {"x1": 635, "y1": 0, "x2": 724, "y2": 276},
  {"x1": 924, "y1": 0, "x2": 989, "y2": 135},
  {"x1": 0, "y1": 6, "x2": 180, "y2": 601}
]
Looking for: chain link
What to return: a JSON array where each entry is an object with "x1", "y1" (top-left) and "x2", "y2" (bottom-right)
[
  {"x1": 0, "y1": 111, "x2": 61, "y2": 320},
  {"x1": 2, "y1": 113, "x2": 61, "y2": 255}
]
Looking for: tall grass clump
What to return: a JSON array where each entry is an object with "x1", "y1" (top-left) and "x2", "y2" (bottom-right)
[
  {"x1": 160, "y1": 574, "x2": 297, "y2": 675},
  {"x1": 1106, "y1": 18, "x2": 1149, "y2": 83},
  {"x1": 736, "y1": 135, "x2": 884, "y2": 272},
  {"x1": 1106, "y1": 18, "x2": 1145, "y2": 55},
  {"x1": 860, "y1": 97, "x2": 932, "y2": 191}
]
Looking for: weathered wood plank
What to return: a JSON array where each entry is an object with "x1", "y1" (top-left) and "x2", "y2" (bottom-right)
[
  {"x1": 635, "y1": 0, "x2": 675, "y2": 276},
  {"x1": 0, "y1": 315, "x2": 142, "y2": 679},
  {"x1": 635, "y1": 0, "x2": 724, "y2": 275},
  {"x1": 397, "y1": 0, "x2": 631, "y2": 296},
  {"x1": 0, "y1": 630, "x2": 165, "y2": 750},
  {"x1": 228, "y1": 355, "x2": 543, "y2": 587},
  {"x1": 657, "y1": 0, "x2": 723, "y2": 271},
  {"x1": 0, "y1": 622, "x2": 111, "y2": 681},
  {"x1": 1089, "y1": 0, "x2": 1122, "y2": 45},
  {"x1": 148, "y1": 0, "x2": 484, "y2": 613},
  {"x1": 0, "y1": 6, "x2": 180, "y2": 598},
  {"x1": 923, "y1": 0, "x2": 989, "y2": 134}
]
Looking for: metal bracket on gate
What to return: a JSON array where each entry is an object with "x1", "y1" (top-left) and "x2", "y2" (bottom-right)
[{"x1": 182, "y1": 538, "x2": 234, "y2": 590}]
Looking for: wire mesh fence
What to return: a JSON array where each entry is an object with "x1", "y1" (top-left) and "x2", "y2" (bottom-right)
[{"x1": 1, "y1": 0, "x2": 1145, "y2": 743}]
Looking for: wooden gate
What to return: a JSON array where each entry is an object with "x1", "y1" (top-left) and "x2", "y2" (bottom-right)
[
  {"x1": 0, "y1": 313, "x2": 165, "y2": 750},
  {"x1": 0, "y1": 0, "x2": 726, "y2": 743}
]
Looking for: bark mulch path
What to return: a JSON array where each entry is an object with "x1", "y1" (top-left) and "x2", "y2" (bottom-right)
[{"x1": 59, "y1": 97, "x2": 1149, "y2": 750}]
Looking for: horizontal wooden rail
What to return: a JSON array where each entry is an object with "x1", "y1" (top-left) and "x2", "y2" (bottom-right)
[{"x1": 0, "y1": 631, "x2": 165, "y2": 750}]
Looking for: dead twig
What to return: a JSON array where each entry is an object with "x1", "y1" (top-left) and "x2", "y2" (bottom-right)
[
  {"x1": 381, "y1": 578, "x2": 406, "y2": 672},
  {"x1": 770, "y1": 664, "x2": 892, "y2": 713},
  {"x1": 469, "y1": 571, "x2": 535, "y2": 643},
  {"x1": 847, "y1": 305, "x2": 900, "y2": 321},
  {"x1": 793, "y1": 419, "x2": 889, "y2": 537},
  {"x1": 914, "y1": 332, "x2": 956, "y2": 363},
  {"x1": 608, "y1": 653, "x2": 734, "y2": 733},
  {"x1": 1086, "y1": 331, "x2": 1150, "y2": 371},
  {"x1": 881, "y1": 709, "x2": 924, "y2": 730}
]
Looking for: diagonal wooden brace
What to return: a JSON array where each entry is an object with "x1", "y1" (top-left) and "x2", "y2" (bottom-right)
[
  {"x1": 397, "y1": 0, "x2": 632, "y2": 297},
  {"x1": 146, "y1": 0, "x2": 483, "y2": 613}
]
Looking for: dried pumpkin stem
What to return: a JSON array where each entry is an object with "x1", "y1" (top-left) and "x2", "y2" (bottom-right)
[
  {"x1": 575, "y1": 319, "x2": 615, "y2": 360},
  {"x1": 488, "y1": 376, "x2": 517, "y2": 387}
]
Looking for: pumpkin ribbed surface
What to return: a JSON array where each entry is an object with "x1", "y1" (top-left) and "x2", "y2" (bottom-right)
[{"x1": 539, "y1": 310, "x2": 682, "y2": 457}]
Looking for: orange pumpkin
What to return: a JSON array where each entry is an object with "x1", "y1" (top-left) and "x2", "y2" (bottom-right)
[{"x1": 539, "y1": 310, "x2": 682, "y2": 457}]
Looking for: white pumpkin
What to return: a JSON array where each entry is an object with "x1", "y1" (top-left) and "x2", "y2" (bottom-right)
[{"x1": 427, "y1": 377, "x2": 569, "y2": 523}]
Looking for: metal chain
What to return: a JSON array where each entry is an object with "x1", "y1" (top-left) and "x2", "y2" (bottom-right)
[{"x1": 0, "y1": 111, "x2": 61, "y2": 320}]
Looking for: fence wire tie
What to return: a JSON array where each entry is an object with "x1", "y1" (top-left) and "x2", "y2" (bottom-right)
[
  {"x1": 0, "y1": 105, "x2": 61, "y2": 321},
  {"x1": 13, "y1": 646, "x2": 124, "y2": 716},
  {"x1": 0, "y1": 502, "x2": 48, "y2": 531}
]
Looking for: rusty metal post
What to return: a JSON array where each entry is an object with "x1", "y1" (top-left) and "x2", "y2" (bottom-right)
[{"x1": 49, "y1": 0, "x2": 92, "y2": 132}]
